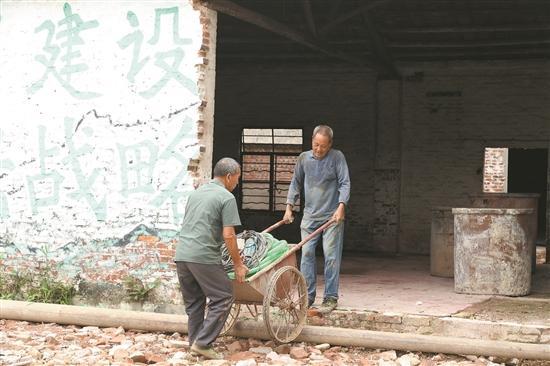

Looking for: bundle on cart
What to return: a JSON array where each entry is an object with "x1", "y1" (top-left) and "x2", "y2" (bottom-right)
[{"x1": 221, "y1": 230, "x2": 290, "y2": 280}]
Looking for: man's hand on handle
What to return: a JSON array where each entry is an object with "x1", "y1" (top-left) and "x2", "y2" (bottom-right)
[
  {"x1": 283, "y1": 204, "x2": 294, "y2": 224},
  {"x1": 223, "y1": 226, "x2": 249, "y2": 283},
  {"x1": 234, "y1": 263, "x2": 249, "y2": 283},
  {"x1": 332, "y1": 203, "x2": 346, "y2": 223}
]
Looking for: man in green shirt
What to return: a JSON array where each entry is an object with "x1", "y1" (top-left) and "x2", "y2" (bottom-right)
[{"x1": 175, "y1": 157, "x2": 248, "y2": 360}]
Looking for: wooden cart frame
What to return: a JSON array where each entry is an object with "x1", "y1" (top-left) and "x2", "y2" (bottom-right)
[{"x1": 221, "y1": 219, "x2": 334, "y2": 343}]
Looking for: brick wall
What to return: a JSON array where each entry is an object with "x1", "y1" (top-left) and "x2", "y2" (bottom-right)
[
  {"x1": 215, "y1": 60, "x2": 550, "y2": 255},
  {"x1": 399, "y1": 60, "x2": 550, "y2": 253},
  {"x1": 483, "y1": 148, "x2": 508, "y2": 193},
  {"x1": 194, "y1": 5, "x2": 218, "y2": 187}
]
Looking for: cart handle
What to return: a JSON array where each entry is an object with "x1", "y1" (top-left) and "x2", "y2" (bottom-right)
[
  {"x1": 294, "y1": 218, "x2": 336, "y2": 250},
  {"x1": 245, "y1": 218, "x2": 337, "y2": 283},
  {"x1": 261, "y1": 219, "x2": 287, "y2": 233},
  {"x1": 262, "y1": 218, "x2": 336, "y2": 239}
]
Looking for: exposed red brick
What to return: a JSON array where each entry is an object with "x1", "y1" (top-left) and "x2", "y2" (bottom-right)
[{"x1": 137, "y1": 235, "x2": 160, "y2": 244}]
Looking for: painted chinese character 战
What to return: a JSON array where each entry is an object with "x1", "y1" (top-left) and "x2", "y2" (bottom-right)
[
  {"x1": 26, "y1": 125, "x2": 64, "y2": 214},
  {"x1": 0, "y1": 129, "x2": 16, "y2": 219},
  {"x1": 64, "y1": 118, "x2": 106, "y2": 220}
]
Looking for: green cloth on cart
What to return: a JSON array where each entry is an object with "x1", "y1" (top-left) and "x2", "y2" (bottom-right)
[{"x1": 226, "y1": 232, "x2": 289, "y2": 280}]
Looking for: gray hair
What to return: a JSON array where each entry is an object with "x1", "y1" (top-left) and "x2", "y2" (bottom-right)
[
  {"x1": 213, "y1": 157, "x2": 241, "y2": 177},
  {"x1": 312, "y1": 125, "x2": 334, "y2": 142}
]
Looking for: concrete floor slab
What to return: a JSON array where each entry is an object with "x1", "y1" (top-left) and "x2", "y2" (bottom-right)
[
  {"x1": 304, "y1": 253, "x2": 550, "y2": 344},
  {"x1": 311, "y1": 253, "x2": 550, "y2": 318}
]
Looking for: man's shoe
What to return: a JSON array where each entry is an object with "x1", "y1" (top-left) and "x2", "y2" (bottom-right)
[
  {"x1": 190, "y1": 343, "x2": 223, "y2": 360},
  {"x1": 319, "y1": 298, "x2": 337, "y2": 313}
]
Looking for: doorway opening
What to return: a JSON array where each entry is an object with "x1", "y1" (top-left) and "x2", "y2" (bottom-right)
[{"x1": 508, "y1": 148, "x2": 548, "y2": 244}]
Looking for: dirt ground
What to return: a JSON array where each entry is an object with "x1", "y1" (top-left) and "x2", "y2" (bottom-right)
[{"x1": 453, "y1": 297, "x2": 550, "y2": 326}]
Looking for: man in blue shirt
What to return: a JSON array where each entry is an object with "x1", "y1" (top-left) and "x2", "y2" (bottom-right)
[
  {"x1": 283, "y1": 125, "x2": 351, "y2": 313},
  {"x1": 176, "y1": 157, "x2": 248, "y2": 360}
]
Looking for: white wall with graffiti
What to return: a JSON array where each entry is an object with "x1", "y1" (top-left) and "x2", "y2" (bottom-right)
[
  {"x1": 1, "y1": 1, "x2": 203, "y2": 243},
  {"x1": 0, "y1": 0, "x2": 214, "y2": 297}
]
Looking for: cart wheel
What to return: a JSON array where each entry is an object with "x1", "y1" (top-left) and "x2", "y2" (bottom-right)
[
  {"x1": 262, "y1": 266, "x2": 308, "y2": 343},
  {"x1": 244, "y1": 304, "x2": 260, "y2": 320},
  {"x1": 219, "y1": 303, "x2": 240, "y2": 336}
]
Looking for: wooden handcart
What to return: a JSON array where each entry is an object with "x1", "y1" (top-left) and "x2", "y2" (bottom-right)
[{"x1": 220, "y1": 219, "x2": 335, "y2": 343}]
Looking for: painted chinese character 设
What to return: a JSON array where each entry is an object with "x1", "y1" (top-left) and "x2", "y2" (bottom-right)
[
  {"x1": 118, "y1": 7, "x2": 197, "y2": 99},
  {"x1": 27, "y1": 3, "x2": 100, "y2": 99}
]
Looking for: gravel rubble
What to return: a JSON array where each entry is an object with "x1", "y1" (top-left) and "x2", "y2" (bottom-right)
[{"x1": 0, "y1": 319, "x2": 546, "y2": 366}]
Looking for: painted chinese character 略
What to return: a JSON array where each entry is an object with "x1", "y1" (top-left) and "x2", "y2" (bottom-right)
[
  {"x1": 27, "y1": 3, "x2": 100, "y2": 99},
  {"x1": 148, "y1": 115, "x2": 196, "y2": 221},
  {"x1": 118, "y1": 7, "x2": 197, "y2": 99},
  {"x1": 117, "y1": 141, "x2": 158, "y2": 197}
]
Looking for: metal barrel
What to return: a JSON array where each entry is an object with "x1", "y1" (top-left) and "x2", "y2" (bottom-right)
[
  {"x1": 452, "y1": 208, "x2": 533, "y2": 296},
  {"x1": 469, "y1": 193, "x2": 539, "y2": 272}
]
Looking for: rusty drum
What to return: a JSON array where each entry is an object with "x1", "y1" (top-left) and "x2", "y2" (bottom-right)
[
  {"x1": 469, "y1": 193, "x2": 539, "y2": 272},
  {"x1": 452, "y1": 207, "x2": 533, "y2": 296},
  {"x1": 430, "y1": 207, "x2": 454, "y2": 277}
]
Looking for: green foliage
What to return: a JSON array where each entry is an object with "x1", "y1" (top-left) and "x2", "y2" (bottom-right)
[
  {"x1": 0, "y1": 246, "x2": 75, "y2": 304},
  {"x1": 0, "y1": 270, "x2": 31, "y2": 300},
  {"x1": 123, "y1": 275, "x2": 160, "y2": 303},
  {"x1": 25, "y1": 272, "x2": 75, "y2": 304},
  {"x1": 0, "y1": 267, "x2": 75, "y2": 304}
]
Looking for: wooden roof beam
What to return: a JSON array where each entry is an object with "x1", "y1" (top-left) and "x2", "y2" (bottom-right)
[
  {"x1": 302, "y1": 0, "x2": 317, "y2": 36},
  {"x1": 396, "y1": 50, "x2": 550, "y2": 58},
  {"x1": 220, "y1": 38, "x2": 371, "y2": 45},
  {"x1": 218, "y1": 52, "x2": 374, "y2": 60},
  {"x1": 391, "y1": 39, "x2": 550, "y2": 48},
  {"x1": 395, "y1": 50, "x2": 550, "y2": 61},
  {"x1": 200, "y1": 0, "x2": 369, "y2": 66},
  {"x1": 361, "y1": 13, "x2": 400, "y2": 78},
  {"x1": 319, "y1": 0, "x2": 391, "y2": 36},
  {"x1": 327, "y1": 0, "x2": 344, "y2": 22},
  {"x1": 382, "y1": 25, "x2": 550, "y2": 34}
]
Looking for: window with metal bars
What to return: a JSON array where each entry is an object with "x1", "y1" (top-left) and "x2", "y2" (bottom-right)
[{"x1": 240, "y1": 128, "x2": 303, "y2": 212}]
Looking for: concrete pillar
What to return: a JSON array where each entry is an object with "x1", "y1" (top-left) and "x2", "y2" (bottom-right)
[
  {"x1": 547, "y1": 147, "x2": 550, "y2": 264},
  {"x1": 373, "y1": 79, "x2": 402, "y2": 252},
  {"x1": 430, "y1": 207, "x2": 454, "y2": 278}
]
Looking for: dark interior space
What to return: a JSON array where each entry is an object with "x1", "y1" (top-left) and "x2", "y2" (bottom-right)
[
  {"x1": 508, "y1": 148, "x2": 548, "y2": 244},
  {"x1": 209, "y1": 0, "x2": 550, "y2": 254}
]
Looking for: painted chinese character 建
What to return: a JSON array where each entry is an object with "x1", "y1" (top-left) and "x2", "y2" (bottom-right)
[{"x1": 28, "y1": 3, "x2": 100, "y2": 99}]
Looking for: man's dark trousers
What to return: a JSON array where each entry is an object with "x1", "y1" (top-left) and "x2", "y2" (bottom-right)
[{"x1": 176, "y1": 261, "x2": 233, "y2": 347}]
